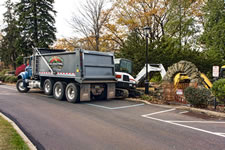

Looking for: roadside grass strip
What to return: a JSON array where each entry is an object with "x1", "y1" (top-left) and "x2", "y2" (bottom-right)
[
  {"x1": 87, "y1": 103, "x2": 145, "y2": 110},
  {"x1": 142, "y1": 109, "x2": 225, "y2": 138},
  {"x1": 0, "y1": 115, "x2": 29, "y2": 150}
]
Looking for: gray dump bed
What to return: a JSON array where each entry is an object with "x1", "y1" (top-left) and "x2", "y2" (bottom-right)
[{"x1": 34, "y1": 49, "x2": 115, "y2": 83}]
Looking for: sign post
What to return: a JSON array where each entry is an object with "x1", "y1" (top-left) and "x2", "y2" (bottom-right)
[{"x1": 212, "y1": 66, "x2": 219, "y2": 110}]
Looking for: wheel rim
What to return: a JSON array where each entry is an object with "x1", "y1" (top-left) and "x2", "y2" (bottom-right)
[
  {"x1": 19, "y1": 81, "x2": 25, "y2": 91},
  {"x1": 55, "y1": 85, "x2": 62, "y2": 97},
  {"x1": 67, "y1": 86, "x2": 75, "y2": 100},
  {"x1": 45, "y1": 82, "x2": 50, "y2": 93}
]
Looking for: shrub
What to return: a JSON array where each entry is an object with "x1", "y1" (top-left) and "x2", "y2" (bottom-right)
[
  {"x1": 184, "y1": 87, "x2": 212, "y2": 108},
  {"x1": 211, "y1": 79, "x2": 225, "y2": 104},
  {"x1": 0, "y1": 75, "x2": 7, "y2": 82},
  {"x1": 0, "y1": 75, "x2": 5, "y2": 81},
  {"x1": 16, "y1": 56, "x2": 24, "y2": 67},
  {"x1": 0, "y1": 69, "x2": 10, "y2": 76},
  {"x1": 4, "y1": 76, "x2": 11, "y2": 82},
  {"x1": 8, "y1": 76, "x2": 17, "y2": 83},
  {"x1": 141, "y1": 94, "x2": 153, "y2": 101}
]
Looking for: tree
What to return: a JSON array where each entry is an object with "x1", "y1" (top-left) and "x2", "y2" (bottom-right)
[
  {"x1": 70, "y1": 0, "x2": 113, "y2": 51},
  {"x1": 16, "y1": 0, "x2": 57, "y2": 48},
  {"x1": 165, "y1": 0, "x2": 204, "y2": 51},
  {"x1": 52, "y1": 38, "x2": 79, "y2": 51},
  {"x1": 0, "y1": 0, "x2": 23, "y2": 69},
  {"x1": 200, "y1": 0, "x2": 225, "y2": 59}
]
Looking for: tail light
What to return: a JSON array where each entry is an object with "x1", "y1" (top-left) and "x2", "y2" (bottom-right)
[{"x1": 116, "y1": 74, "x2": 122, "y2": 78}]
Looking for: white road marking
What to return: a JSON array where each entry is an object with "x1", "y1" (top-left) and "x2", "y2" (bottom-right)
[
  {"x1": 214, "y1": 132, "x2": 225, "y2": 135},
  {"x1": 142, "y1": 109, "x2": 225, "y2": 138},
  {"x1": 87, "y1": 103, "x2": 144, "y2": 110},
  {"x1": 179, "y1": 111, "x2": 189, "y2": 114},
  {"x1": 142, "y1": 108, "x2": 176, "y2": 117},
  {"x1": 166, "y1": 120, "x2": 225, "y2": 124}
]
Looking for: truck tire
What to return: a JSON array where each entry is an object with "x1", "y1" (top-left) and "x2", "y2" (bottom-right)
[
  {"x1": 65, "y1": 83, "x2": 80, "y2": 103},
  {"x1": 44, "y1": 79, "x2": 54, "y2": 95},
  {"x1": 53, "y1": 81, "x2": 65, "y2": 100},
  {"x1": 16, "y1": 79, "x2": 30, "y2": 93}
]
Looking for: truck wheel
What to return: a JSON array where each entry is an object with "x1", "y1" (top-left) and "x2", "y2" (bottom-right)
[
  {"x1": 16, "y1": 79, "x2": 30, "y2": 93},
  {"x1": 65, "y1": 83, "x2": 80, "y2": 103},
  {"x1": 44, "y1": 79, "x2": 54, "y2": 95},
  {"x1": 53, "y1": 81, "x2": 65, "y2": 100}
]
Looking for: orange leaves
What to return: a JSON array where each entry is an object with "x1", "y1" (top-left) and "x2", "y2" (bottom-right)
[{"x1": 52, "y1": 38, "x2": 78, "y2": 51}]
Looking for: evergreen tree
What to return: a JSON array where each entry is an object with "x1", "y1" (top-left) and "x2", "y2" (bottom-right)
[
  {"x1": 200, "y1": 0, "x2": 225, "y2": 59},
  {"x1": 0, "y1": 0, "x2": 23, "y2": 69},
  {"x1": 16, "y1": 0, "x2": 57, "y2": 48}
]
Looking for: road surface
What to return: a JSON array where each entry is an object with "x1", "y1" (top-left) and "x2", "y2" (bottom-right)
[{"x1": 0, "y1": 84, "x2": 225, "y2": 150}]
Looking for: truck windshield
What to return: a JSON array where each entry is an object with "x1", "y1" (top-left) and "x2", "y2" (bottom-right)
[{"x1": 115, "y1": 59, "x2": 132, "y2": 74}]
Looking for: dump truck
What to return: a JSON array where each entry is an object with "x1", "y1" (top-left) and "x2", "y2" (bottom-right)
[{"x1": 16, "y1": 48, "x2": 116, "y2": 102}]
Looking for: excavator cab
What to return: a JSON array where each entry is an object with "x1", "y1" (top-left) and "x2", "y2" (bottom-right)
[
  {"x1": 115, "y1": 58, "x2": 133, "y2": 74},
  {"x1": 173, "y1": 73, "x2": 190, "y2": 90}
]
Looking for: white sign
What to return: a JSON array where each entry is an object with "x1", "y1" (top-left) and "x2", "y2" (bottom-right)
[
  {"x1": 212, "y1": 66, "x2": 220, "y2": 77},
  {"x1": 176, "y1": 89, "x2": 183, "y2": 95}
]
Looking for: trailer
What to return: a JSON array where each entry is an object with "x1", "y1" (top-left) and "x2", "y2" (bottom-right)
[{"x1": 16, "y1": 48, "x2": 116, "y2": 102}]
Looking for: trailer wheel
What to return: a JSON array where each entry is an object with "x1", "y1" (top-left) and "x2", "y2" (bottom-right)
[
  {"x1": 53, "y1": 81, "x2": 65, "y2": 100},
  {"x1": 16, "y1": 79, "x2": 30, "y2": 93},
  {"x1": 65, "y1": 83, "x2": 80, "y2": 103},
  {"x1": 44, "y1": 79, "x2": 54, "y2": 95}
]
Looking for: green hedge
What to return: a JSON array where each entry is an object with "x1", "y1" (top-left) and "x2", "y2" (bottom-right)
[
  {"x1": 0, "y1": 69, "x2": 10, "y2": 76},
  {"x1": 0, "y1": 75, "x2": 17, "y2": 83},
  {"x1": 184, "y1": 87, "x2": 212, "y2": 108},
  {"x1": 211, "y1": 79, "x2": 225, "y2": 104}
]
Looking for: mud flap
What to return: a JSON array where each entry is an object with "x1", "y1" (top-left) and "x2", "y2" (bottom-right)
[
  {"x1": 107, "y1": 83, "x2": 115, "y2": 99},
  {"x1": 80, "y1": 84, "x2": 91, "y2": 102}
]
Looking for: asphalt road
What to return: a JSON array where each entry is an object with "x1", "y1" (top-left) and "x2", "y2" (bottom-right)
[{"x1": 0, "y1": 84, "x2": 225, "y2": 150}]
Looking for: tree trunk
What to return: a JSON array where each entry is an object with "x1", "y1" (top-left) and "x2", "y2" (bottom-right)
[{"x1": 34, "y1": 1, "x2": 38, "y2": 47}]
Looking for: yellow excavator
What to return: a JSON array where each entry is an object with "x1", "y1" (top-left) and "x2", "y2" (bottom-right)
[
  {"x1": 173, "y1": 73, "x2": 212, "y2": 90},
  {"x1": 219, "y1": 66, "x2": 225, "y2": 78}
]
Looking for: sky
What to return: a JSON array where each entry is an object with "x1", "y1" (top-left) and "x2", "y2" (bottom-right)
[{"x1": 0, "y1": 0, "x2": 83, "y2": 38}]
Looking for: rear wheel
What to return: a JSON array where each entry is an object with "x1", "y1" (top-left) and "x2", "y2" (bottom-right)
[
  {"x1": 53, "y1": 81, "x2": 65, "y2": 100},
  {"x1": 16, "y1": 79, "x2": 30, "y2": 93},
  {"x1": 65, "y1": 83, "x2": 80, "y2": 103},
  {"x1": 44, "y1": 79, "x2": 54, "y2": 95}
]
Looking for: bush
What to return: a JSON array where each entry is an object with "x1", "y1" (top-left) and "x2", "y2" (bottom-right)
[
  {"x1": 4, "y1": 76, "x2": 11, "y2": 82},
  {"x1": 184, "y1": 87, "x2": 212, "y2": 108},
  {"x1": 0, "y1": 75, "x2": 5, "y2": 81},
  {"x1": 211, "y1": 79, "x2": 225, "y2": 104},
  {"x1": 141, "y1": 94, "x2": 153, "y2": 101},
  {"x1": 0, "y1": 75, "x2": 17, "y2": 83},
  {"x1": 0, "y1": 69, "x2": 10, "y2": 76},
  {"x1": 16, "y1": 56, "x2": 24, "y2": 67},
  {"x1": 8, "y1": 76, "x2": 17, "y2": 83},
  {"x1": 0, "y1": 75, "x2": 7, "y2": 82}
]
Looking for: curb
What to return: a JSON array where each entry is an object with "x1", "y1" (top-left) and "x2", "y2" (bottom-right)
[
  {"x1": 176, "y1": 106, "x2": 225, "y2": 118},
  {"x1": 0, "y1": 113, "x2": 37, "y2": 150}
]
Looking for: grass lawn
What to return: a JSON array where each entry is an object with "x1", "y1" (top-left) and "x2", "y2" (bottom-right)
[{"x1": 0, "y1": 115, "x2": 29, "y2": 150}]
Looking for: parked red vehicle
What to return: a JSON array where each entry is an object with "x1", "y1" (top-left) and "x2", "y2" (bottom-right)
[{"x1": 15, "y1": 64, "x2": 26, "y2": 76}]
